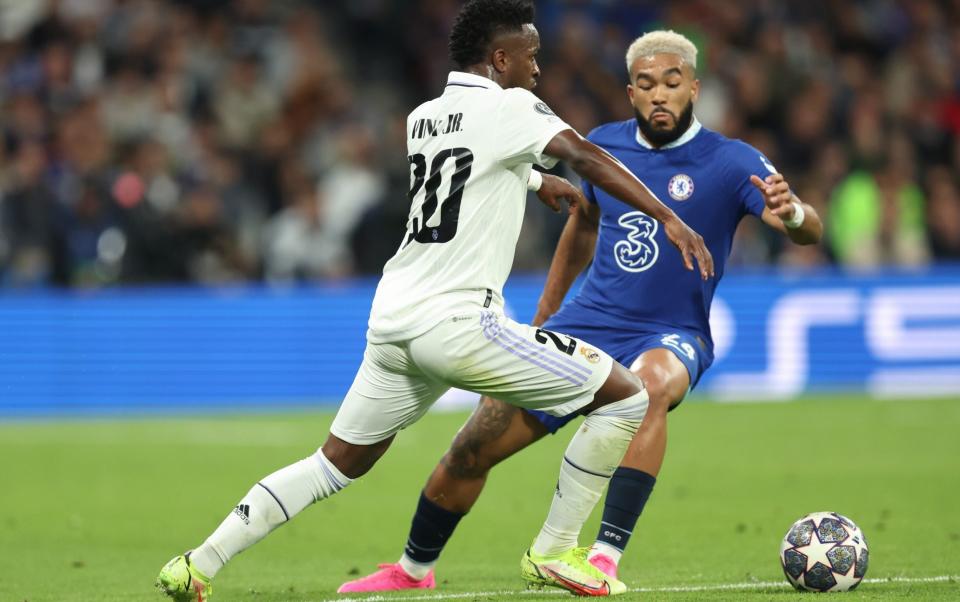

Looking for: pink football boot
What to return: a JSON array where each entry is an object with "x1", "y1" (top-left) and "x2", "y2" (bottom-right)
[{"x1": 337, "y1": 563, "x2": 436, "y2": 593}]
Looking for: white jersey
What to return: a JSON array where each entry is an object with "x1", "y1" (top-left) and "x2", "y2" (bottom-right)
[{"x1": 367, "y1": 71, "x2": 572, "y2": 343}]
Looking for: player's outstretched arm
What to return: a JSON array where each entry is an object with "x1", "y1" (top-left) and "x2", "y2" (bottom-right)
[
  {"x1": 751, "y1": 174, "x2": 823, "y2": 245},
  {"x1": 544, "y1": 129, "x2": 714, "y2": 279},
  {"x1": 533, "y1": 199, "x2": 600, "y2": 326}
]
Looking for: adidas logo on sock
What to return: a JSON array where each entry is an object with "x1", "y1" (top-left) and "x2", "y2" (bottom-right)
[{"x1": 233, "y1": 504, "x2": 251, "y2": 525}]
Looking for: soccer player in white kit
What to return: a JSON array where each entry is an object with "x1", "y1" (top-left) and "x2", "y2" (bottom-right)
[{"x1": 156, "y1": 1, "x2": 713, "y2": 598}]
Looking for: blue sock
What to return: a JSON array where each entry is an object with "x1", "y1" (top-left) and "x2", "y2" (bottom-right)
[
  {"x1": 403, "y1": 491, "x2": 465, "y2": 565},
  {"x1": 595, "y1": 467, "x2": 656, "y2": 553}
]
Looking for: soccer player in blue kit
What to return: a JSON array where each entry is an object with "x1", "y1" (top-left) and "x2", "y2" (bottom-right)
[{"x1": 340, "y1": 30, "x2": 823, "y2": 593}]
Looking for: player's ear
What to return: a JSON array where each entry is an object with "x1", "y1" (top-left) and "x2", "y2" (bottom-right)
[
  {"x1": 690, "y1": 78, "x2": 700, "y2": 103},
  {"x1": 491, "y1": 47, "x2": 509, "y2": 74}
]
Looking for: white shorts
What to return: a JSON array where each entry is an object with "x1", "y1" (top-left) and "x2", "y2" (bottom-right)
[{"x1": 330, "y1": 310, "x2": 614, "y2": 445}]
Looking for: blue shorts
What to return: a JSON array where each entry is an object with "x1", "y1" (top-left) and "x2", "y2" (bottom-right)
[{"x1": 526, "y1": 310, "x2": 713, "y2": 434}]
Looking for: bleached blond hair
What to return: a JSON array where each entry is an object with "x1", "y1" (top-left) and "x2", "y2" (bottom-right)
[{"x1": 625, "y1": 30, "x2": 698, "y2": 75}]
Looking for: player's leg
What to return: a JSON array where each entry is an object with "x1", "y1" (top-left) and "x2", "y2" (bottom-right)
[
  {"x1": 410, "y1": 312, "x2": 646, "y2": 595},
  {"x1": 157, "y1": 437, "x2": 393, "y2": 602},
  {"x1": 588, "y1": 345, "x2": 695, "y2": 576},
  {"x1": 157, "y1": 341, "x2": 448, "y2": 600},
  {"x1": 425, "y1": 396, "x2": 549, "y2": 512},
  {"x1": 529, "y1": 358, "x2": 645, "y2": 553},
  {"x1": 622, "y1": 349, "x2": 690, "y2": 475},
  {"x1": 338, "y1": 396, "x2": 549, "y2": 592},
  {"x1": 520, "y1": 361, "x2": 646, "y2": 595}
]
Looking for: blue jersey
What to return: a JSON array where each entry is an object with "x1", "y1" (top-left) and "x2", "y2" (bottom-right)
[{"x1": 566, "y1": 119, "x2": 770, "y2": 352}]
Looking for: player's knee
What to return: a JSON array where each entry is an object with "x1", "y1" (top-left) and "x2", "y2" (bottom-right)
[
  {"x1": 640, "y1": 367, "x2": 683, "y2": 416},
  {"x1": 645, "y1": 382, "x2": 672, "y2": 416},
  {"x1": 321, "y1": 434, "x2": 393, "y2": 479},
  {"x1": 589, "y1": 389, "x2": 648, "y2": 424}
]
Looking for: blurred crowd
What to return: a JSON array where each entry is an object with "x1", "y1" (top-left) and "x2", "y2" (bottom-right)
[{"x1": 0, "y1": 0, "x2": 958, "y2": 288}]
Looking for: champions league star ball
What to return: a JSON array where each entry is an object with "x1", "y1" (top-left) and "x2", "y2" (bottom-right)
[{"x1": 779, "y1": 512, "x2": 869, "y2": 592}]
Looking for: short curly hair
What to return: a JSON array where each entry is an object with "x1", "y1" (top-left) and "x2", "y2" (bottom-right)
[
  {"x1": 449, "y1": 0, "x2": 535, "y2": 69},
  {"x1": 625, "y1": 30, "x2": 698, "y2": 74}
]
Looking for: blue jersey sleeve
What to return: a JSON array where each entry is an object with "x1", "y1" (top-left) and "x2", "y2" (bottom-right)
[
  {"x1": 581, "y1": 178, "x2": 598, "y2": 204},
  {"x1": 726, "y1": 141, "x2": 775, "y2": 219},
  {"x1": 580, "y1": 125, "x2": 607, "y2": 205}
]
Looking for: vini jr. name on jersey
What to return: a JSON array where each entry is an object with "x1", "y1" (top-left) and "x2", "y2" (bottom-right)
[{"x1": 411, "y1": 113, "x2": 463, "y2": 139}]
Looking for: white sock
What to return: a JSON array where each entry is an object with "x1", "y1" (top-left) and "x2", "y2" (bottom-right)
[
  {"x1": 398, "y1": 554, "x2": 433, "y2": 581},
  {"x1": 532, "y1": 391, "x2": 646, "y2": 557},
  {"x1": 190, "y1": 448, "x2": 352, "y2": 579},
  {"x1": 589, "y1": 541, "x2": 623, "y2": 564}
]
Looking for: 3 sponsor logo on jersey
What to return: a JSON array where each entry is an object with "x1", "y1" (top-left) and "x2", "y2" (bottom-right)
[
  {"x1": 614, "y1": 211, "x2": 659, "y2": 272},
  {"x1": 667, "y1": 174, "x2": 694, "y2": 201}
]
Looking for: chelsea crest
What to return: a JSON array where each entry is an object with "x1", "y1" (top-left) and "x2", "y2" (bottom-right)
[{"x1": 667, "y1": 174, "x2": 694, "y2": 201}]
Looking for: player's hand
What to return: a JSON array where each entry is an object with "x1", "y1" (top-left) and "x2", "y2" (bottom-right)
[
  {"x1": 536, "y1": 174, "x2": 583, "y2": 215},
  {"x1": 750, "y1": 173, "x2": 795, "y2": 220},
  {"x1": 663, "y1": 215, "x2": 714, "y2": 280},
  {"x1": 532, "y1": 300, "x2": 559, "y2": 327}
]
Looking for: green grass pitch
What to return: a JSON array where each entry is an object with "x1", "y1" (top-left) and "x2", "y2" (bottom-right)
[{"x1": 2, "y1": 396, "x2": 959, "y2": 601}]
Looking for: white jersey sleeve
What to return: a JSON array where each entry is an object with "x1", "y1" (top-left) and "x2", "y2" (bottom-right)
[{"x1": 496, "y1": 88, "x2": 572, "y2": 169}]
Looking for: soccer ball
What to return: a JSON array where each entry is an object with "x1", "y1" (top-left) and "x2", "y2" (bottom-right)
[{"x1": 779, "y1": 511, "x2": 869, "y2": 592}]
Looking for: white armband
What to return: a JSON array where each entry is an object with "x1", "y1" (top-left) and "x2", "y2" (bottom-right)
[
  {"x1": 782, "y1": 201, "x2": 805, "y2": 229},
  {"x1": 527, "y1": 169, "x2": 543, "y2": 192}
]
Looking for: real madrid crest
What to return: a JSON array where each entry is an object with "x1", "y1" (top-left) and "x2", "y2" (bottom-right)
[
  {"x1": 580, "y1": 346, "x2": 601, "y2": 364},
  {"x1": 667, "y1": 174, "x2": 694, "y2": 201}
]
